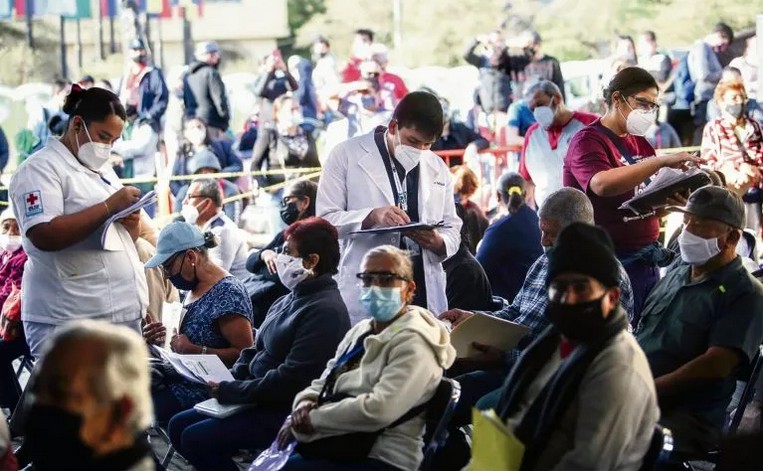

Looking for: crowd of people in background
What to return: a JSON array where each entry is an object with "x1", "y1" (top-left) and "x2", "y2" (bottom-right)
[{"x1": 0, "y1": 16, "x2": 761, "y2": 471}]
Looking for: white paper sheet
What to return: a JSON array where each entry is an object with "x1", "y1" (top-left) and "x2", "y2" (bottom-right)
[{"x1": 100, "y1": 191, "x2": 158, "y2": 250}]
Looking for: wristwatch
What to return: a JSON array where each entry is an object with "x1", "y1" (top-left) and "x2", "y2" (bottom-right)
[{"x1": 201, "y1": 345, "x2": 208, "y2": 354}]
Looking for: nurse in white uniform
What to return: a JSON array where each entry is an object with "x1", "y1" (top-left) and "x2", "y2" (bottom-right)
[{"x1": 10, "y1": 84, "x2": 150, "y2": 357}]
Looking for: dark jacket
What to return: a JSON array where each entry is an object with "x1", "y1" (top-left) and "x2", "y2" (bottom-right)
[
  {"x1": 293, "y1": 58, "x2": 319, "y2": 130},
  {"x1": 464, "y1": 39, "x2": 525, "y2": 114},
  {"x1": 184, "y1": 60, "x2": 231, "y2": 130},
  {"x1": 476, "y1": 204, "x2": 543, "y2": 302},
  {"x1": 0, "y1": 127, "x2": 7, "y2": 173},
  {"x1": 217, "y1": 274, "x2": 350, "y2": 406},
  {"x1": 120, "y1": 66, "x2": 169, "y2": 131},
  {"x1": 170, "y1": 139, "x2": 243, "y2": 195},
  {"x1": 242, "y1": 230, "x2": 289, "y2": 328},
  {"x1": 443, "y1": 244, "x2": 494, "y2": 311}
]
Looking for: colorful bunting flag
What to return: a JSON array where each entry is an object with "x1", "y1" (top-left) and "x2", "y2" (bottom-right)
[
  {"x1": 100, "y1": 0, "x2": 118, "y2": 18},
  {"x1": 0, "y1": 0, "x2": 12, "y2": 19}
]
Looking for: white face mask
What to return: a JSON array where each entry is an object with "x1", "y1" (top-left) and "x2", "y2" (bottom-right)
[
  {"x1": 393, "y1": 131, "x2": 424, "y2": 173},
  {"x1": 186, "y1": 128, "x2": 206, "y2": 146},
  {"x1": 678, "y1": 229, "x2": 722, "y2": 266},
  {"x1": 181, "y1": 204, "x2": 200, "y2": 225},
  {"x1": 533, "y1": 103, "x2": 555, "y2": 130},
  {"x1": 620, "y1": 100, "x2": 657, "y2": 137},
  {"x1": 0, "y1": 235, "x2": 22, "y2": 253},
  {"x1": 275, "y1": 253, "x2": 313, "y2": 290},
  {"x1": 75, "y1": 120, "x2": 112, "y2": 171}
]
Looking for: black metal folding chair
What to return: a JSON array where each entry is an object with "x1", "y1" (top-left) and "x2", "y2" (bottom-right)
[{"x1": 420, "y1": 377, "x2": 462, "y2": 471}]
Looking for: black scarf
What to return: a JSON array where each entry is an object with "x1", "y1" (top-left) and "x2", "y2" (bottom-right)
[{"x1": 495, "y1": 307, "x2": 629, "y2": 471}]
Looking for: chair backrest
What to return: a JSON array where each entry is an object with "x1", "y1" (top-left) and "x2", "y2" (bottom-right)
[
  {"x1": 419, "y1": 377, "x2": 461, "y2": 471},
  {"x1": 727, "y1": 344, "x2": 763, "y2": 433},
  {"x1": 638, "y1": 425, "x2": 673, "y2": 471}
]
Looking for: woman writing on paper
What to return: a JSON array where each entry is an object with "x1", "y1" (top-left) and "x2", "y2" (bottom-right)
[
  {"x1": 9, "y1": 85, "x2": 151, "y2": 358},
  {"x1": 142, "y1": 221, "x2": 254, "y2": 423},
  {"x1": 563, "y1": 66, "x2": 699, "y2": 325}
]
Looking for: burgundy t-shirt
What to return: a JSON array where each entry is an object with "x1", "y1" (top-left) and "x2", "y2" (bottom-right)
[{"x1": 563, "y1": 119, "x2": 659, "y2": 252}]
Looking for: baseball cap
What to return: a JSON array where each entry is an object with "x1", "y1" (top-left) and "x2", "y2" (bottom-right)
[
  {"x1": 144, "y1": 222, "x2": 205, "y2": 268},
  {"x1": 195, "y1": 41, "x2": 220, "y2": 59},
  {"x1": 667, "y1": 186, "x2": 745, "y2": 229},
  {"x1": 188, "y1": 148, "x2": 222, "y2": 174}
]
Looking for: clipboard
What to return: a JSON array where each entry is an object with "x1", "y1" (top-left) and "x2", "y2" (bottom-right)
[
  {"x1": 350, "y1": 221, "x2": 448, "y2": 235},
  {"x1": 619, "y1": 168, "x2": 711, "y2": 215},
  {"x1": 450, "y1": 313, "x2": 530, "y2": 358}
]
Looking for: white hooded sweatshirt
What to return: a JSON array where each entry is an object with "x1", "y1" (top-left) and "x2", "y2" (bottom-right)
[{"x1": 293, "y1": 306, "x2": 456, "y2": 471}]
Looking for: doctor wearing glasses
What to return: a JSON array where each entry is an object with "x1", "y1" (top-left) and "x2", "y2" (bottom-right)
[
  {"x1": 10, "y1": 84, "x2": 149, "y2": 357},
  {"x1": 563, "y1": 67, "x2": 701, "y2": 325}
]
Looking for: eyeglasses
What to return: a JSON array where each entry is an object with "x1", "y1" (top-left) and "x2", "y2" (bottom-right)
[
  {"x1": 628, "y1": 96, "x2": 659, "y2": 112},
  {"x1": 160, "y1": 252, "x2": 185, "y2": 277},
  {"x1": 356, "y1": 272, "x2": 409, "y2": 287}
]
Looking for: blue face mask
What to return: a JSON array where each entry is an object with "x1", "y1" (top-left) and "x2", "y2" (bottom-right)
[{"x1": 360, "y1": 286, "x2": 405, "y2": 322}]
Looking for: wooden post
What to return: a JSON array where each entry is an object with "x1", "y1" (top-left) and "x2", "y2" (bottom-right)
[
  {"x1": 96, "y1": 0, "x2": 105, "y2": 60},
  {"x1": 76, "y1": 18, "x2": 83, "y2": 71}
]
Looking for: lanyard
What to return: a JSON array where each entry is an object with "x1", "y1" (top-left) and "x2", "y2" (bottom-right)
[
  {"x1": 594, "y1": 122, "x2": 652, "y2": 185},
  {"x1": 373, "y1": 128, "x2": 408, "y2": 211},
  {"x1": 318, "y1": 331, "x2": 372, "y2": 403}
]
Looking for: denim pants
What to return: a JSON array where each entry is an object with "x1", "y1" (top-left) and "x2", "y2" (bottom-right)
[{"x1": 168, "y1": 406, "x2": 289, "y2": 471}]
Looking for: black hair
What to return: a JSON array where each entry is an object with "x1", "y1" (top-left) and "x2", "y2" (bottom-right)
[
  {"x1": 355, "y1": 29, "x2": 374, "y2": 42},
  {"x1": 454, "y1": 203, "x2": 472, "y2": 251},
  {"x1": 497, "y1": 172, "x2": 526, "y2": 213},
  {"x1": 603, "y1": 66, "x2": 658, "y2": 106},
  {"x1": 287, "y1": 180, "x2": 318, "y2": 218},
  {"x1": 642, "y1": 30, "x2": 656, "y2": 42},
  {"x1": 714, "y1": 22, "x2": 734, "y2": 42},
  {"x1": 392, "y1": 91, "x2": 444, "y2": 140},
  {"x1": 62, "y1": 84, "x2": 127, "y2": 125}
]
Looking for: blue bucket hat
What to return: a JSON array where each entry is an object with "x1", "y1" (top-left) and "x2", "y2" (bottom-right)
[{"x1": 144, "y1": 222, "x2": 205, "y2": 268}]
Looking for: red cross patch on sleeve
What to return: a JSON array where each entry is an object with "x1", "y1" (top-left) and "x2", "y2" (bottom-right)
[{"x1": 24, "y1": 191, "x2": 43, "y2": 217}]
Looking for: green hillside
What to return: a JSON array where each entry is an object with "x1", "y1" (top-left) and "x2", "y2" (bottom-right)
[{"x1": 295, "y1": 0, "x2": 761, "y2": 66}]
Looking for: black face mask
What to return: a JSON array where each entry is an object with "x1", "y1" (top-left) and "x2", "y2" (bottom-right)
[
  {"x1": 168, "y1": 253, "x2": 200, "y2": 291},
  {"x1": 132, "y1": 54, "x2": 147, "y2": 64},
  {"x1": 545, "y1": 295, "x2": 608, "y2": 344},
  {"x1": 24, "y1": 403, "x2": 96, "y2": 469},
  {"x1": 280, "y1": 201, "x2": 301, "y2": 225}
]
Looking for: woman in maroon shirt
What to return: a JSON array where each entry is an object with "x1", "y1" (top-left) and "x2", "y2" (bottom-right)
[{"x1": 563, "y1": 67, "x2": 698, "y2": 325}]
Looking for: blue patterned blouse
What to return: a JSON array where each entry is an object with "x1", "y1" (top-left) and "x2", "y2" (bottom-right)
[{"x1": 167, "y1": 276, "x2": 253, "y2": 408}]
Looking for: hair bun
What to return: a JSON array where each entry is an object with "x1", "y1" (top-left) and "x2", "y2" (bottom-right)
[
  {"x1": 202, "y1": 231, "x2": 220, "y2": 249},
  {"x1": 62, "y1": 84, "x2": 86, "y2": 115}
]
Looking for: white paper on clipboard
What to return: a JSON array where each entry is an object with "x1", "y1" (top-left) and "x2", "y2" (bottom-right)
[{"x1": 449, "y1": 313, "x2": 530, "y2": 358}]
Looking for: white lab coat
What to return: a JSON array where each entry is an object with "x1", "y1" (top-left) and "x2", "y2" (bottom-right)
[{"x1": 317, "y1": 130, "x2": 462, "y2": 325}]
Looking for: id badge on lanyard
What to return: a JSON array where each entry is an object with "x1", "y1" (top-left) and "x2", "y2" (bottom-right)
[{"x1": 390, "y1": 161, "x2": 408, "y2": 212}]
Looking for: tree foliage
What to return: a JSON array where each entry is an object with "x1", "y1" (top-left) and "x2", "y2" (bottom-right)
[{"x1": 287, "y1": 0, "x2": 327, "y2": 35}]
